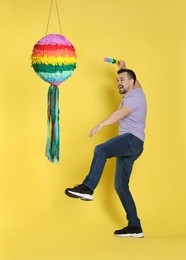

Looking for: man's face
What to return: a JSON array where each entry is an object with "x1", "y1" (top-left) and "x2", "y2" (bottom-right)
[{"x1": 117, "y1": 72, "x2": 133, "y2": 94}]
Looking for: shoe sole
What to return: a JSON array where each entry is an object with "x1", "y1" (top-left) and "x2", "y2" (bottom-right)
[
  {"x1": 65, "y1": 190, "x2": 93, "y2": 201},
  {"x1": 114, "y1": 233, "x2": 144, "y2": 238}
]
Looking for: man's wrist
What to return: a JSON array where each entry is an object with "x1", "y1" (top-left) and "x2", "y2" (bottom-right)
[{"x1": 99, "y1": 122, "x2": 104, "y2": 128}]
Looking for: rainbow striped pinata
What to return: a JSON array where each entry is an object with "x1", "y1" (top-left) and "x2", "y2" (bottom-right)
[{"x1": 31, "y1": 34, "x2": 77, "y2": 163}]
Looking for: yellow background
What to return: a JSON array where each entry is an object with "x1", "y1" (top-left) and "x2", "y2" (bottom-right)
[{"x1": 0, "y1": 0, "x2": 186, "y2": 259}]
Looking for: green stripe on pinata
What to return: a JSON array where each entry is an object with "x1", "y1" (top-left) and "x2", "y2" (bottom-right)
[{"x1": 32, "y1": 63, "x2": 76, "y2": 73}]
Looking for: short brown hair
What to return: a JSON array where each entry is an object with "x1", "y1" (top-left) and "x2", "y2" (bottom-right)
[{"x1": 117, "y1": 69, "x2": 136, "y2": 85}]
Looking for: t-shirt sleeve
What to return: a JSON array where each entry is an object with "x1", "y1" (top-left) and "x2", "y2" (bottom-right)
[{"x1": 123, "y1": 95, "x2": 138, "y2": 111}]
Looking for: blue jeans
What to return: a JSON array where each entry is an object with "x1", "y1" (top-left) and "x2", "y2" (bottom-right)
[{"x1": 83, "y1": 133, "x2": 144, "y2": 227}]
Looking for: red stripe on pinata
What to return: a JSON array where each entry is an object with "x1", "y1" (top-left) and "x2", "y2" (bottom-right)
[{"x1": 34, "y1": 44, "x2": 75, "y2": 52}]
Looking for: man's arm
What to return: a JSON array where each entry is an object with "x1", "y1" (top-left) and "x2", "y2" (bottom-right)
[
  {"x1": 88, "y1": 106, "x2": 131, "y2": 137},
  {"x1": 118, "y1": 60, "x2": 142, "y2": 89}
]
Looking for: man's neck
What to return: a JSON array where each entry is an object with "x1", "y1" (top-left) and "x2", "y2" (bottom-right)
[{"x1": 126, "y1": 85, "x2": 136, "y2": 94}]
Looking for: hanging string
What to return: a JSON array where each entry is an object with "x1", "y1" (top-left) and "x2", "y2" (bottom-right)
[
  {"x1": 45, "y1": 0, "x2": 62, "y2": 35},
  {"x1": 55, "y1": 0, "x2": 62, "y2": 34}
]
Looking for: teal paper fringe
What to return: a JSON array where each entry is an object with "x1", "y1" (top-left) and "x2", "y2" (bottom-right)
[{"x1": 46, "y1": 85, "x2": 60, "y2": 163}]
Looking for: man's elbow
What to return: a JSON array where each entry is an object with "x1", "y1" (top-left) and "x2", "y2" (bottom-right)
[{"x1": 117, "y1": 113, "x2": 125, "y2": 121}]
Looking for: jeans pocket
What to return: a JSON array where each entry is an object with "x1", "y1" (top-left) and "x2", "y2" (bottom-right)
[{"x1": 131, "y1": 135, "x2": 144, "y2": 155}]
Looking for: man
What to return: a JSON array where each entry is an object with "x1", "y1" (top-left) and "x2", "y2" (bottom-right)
[{"x1": 65, "y1": 60, "x2": 147, "y2": 238}]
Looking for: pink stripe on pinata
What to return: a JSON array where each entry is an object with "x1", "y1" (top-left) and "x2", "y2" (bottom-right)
[{"x1": 37, "y1": 34, "x2": 73, "y2": 46}]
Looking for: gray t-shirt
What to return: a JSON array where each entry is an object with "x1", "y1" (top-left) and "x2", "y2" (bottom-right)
[{"x1": 118, "y1": 88, "x2": 147, "y2": 141}]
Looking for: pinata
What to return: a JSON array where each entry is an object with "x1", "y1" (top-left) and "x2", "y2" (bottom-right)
[{"x1": 31, "y1": 33, "x2": 77, "y2": 163}]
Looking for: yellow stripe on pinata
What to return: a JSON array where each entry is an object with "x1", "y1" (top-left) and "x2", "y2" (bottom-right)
[{"x1": 32, "y1": 56, "x2": 77, "y2": 66}]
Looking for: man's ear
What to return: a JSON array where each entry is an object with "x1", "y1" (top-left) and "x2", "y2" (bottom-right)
[{"x1": 129, "y1": 78, "x2": 135, "y2": 86}]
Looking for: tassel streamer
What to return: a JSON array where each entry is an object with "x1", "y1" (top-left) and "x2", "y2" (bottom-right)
[{"x1": 46, "y1": 85, "x2": 60, "y2": 163}]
